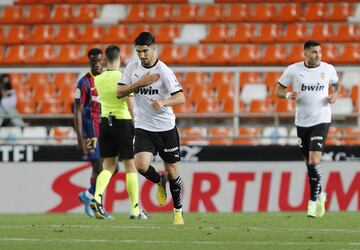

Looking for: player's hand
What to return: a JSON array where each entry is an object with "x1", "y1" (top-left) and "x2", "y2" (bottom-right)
[
  {"x1": 138, "y1": 72, "x2": 160, "y2": 87},
  {"x1": 327, "y1": 94, "x2": 337, "y2": 104},
  {"x1": 151, "y1": 99, "x2": 163, "y2": 111},
  {"x1": 77, "y1": 138, "x2": 88, "y2": 160},
  {"x1": 287, "y1": 92, "x2": 300, "y2": 100}
]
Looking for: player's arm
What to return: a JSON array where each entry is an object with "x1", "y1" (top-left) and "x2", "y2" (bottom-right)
[
  {"x1": 275, "y1": 83, "x2": 299, "y2": 100},
  {"x1": 117, "y1": 72, "x2": 160, "y2": 98},
  {"x1": 74, "y1": 103, "x2": 87, "y2": 158},
  {"x1": 152, "y1": 91, "x2": 185, "y2": 111},
  {"x1": 327, "y1": 82, "x2": 340, "y2": 104},
  {"x1": 126, "y1": 95, "x2": 135, "y2": 121}
]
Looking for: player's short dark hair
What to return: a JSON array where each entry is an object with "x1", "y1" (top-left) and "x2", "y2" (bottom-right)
[
  {"x1": 87, "y1": 48, "x2": 102, "y2": 58},
  {"x1": 134, "y1": 32, "x2": 155, "y2": 46},
  {"x1": 105, "y1": 45, "x2": 120, "y2": 62},
  {"x1": 304, "y1": 40, "x2": 321, "y2": 50}
]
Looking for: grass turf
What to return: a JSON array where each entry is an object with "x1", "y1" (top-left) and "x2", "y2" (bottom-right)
[{"x1": 0, "y1": 212, "x2": 359, "y2": 250}]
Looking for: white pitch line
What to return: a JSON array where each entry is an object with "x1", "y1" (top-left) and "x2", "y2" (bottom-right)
[{"x1": 0, "y1": 238, "x2": 359, "y2": 246}]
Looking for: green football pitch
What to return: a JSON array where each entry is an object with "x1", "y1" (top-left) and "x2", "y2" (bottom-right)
[{"x1": 0, "y1": 212, "x2": 359, "y2": 250}]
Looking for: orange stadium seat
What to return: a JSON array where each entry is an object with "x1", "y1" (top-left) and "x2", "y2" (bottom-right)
[
  {"x1": 103, "y1": 25, "x2": 129, "y2": 43},
  {"x1": 225, "y1": 24, "x2": 255, "y2": 43},
  {"x1": 310, "y1": 24, "x2": 335, "y2": 42},
  {"x1": 208, "y1": 127, "x2": 233, "y2": 145},
  {"x1": 76, "y1": 25, "x2": 105, "y2": 44},
  {"x1": 49, "y1": 126, "x2": 75, "y2": 143},
  {"x1": 303, "y1": 3, "x2": 327, "y2": 22},
  {"x1": 350, "y1": 85, "x2": 358, "y2": 105},
  {"x1": 251, "y1": 3, "x2": 276, "y2": 22},
  {"x1": 240, "y1": 72, "x2": 262, "y2": 85},
  {"x1": 182, "y1": 72, "x2": 209, "y2": 86},
  {"x1": 216, "y1": 84, "x2": 234, "y2": 102},
  {"x1": 23, "y1": 5, "x2": 50, "y2": 24},
  {"x1": 183, "y1": 45, "x2": 209, "y2": 65},
  {"x1": 275, "y1": 3, "x2": 302, "y2": 22},
  {"x1": 124, "y1": 4, "x2": 148, "y2": 22},
  {"x1": 32, "y1": 83, "x2": 57, "y2": 103},
  {"x1": 13, "y1": 84, "x2": 31, "y2": 102},
  {"x1": 196, "y1": 4, "x2": 224, "y2": 22},
  {"x1": 119, "y1": 44, "x2": 132, "y2": 63},
  {"x1": 4, "y1": 25, "x2": 30, "y2": 45},
  {"x1": 159, "y1": 45, "x2": 184, "y2": 64},
  {"x1": 0, "y1": 46, "x2": 3, "y2": 64},
  {"x1": 4, "y1": 46, "x2": 30, "y2": 64},
  {"x1": 173, "y1": 4, "x2": 199, "y2": 22},
  {"x1": 326, "y1": 127, "x2": 343, "y2": 145},
  {"x1": 249, "y1": 99, "x2": 273, "y2": 113},
  {"x1": 71, "y1": 5, "x2": 99, "y2": 23},
  {"x1": 181, "y1": 127, "x2": 208, "y2": 145},
  {"x1": 337, "y1": 44, "x2": 360, "y2": 64},
  {"x1": 263, "y1": 72, "x2": 282, "y2": 90},
  {"x1": 49, "y1": 5, "x2": 74, "y2": 23},
  {"x1": 38, "y1": 99, "x2": 63, "y2": 114},
  {"x1": 149, "y1": 4, "x2": 174, "y2": 22},
  {"x1": 327, "y1": 3, "x2": 353, "y2": 22},
  {"x1": 0, "y1": 5, "x2": 23, "y2": 24},
  {"x1": 30, "y1": 45, "x2": 57, "y2": 64},
  {"x1": 195, "y1": 98, "x2": 218, "y2": 113},
  {"x1": 53, "y1": 45, "x2": 82, "y2": 65},
  {"x1": 343, "y1": 128, "x2": 360, "y2": 145},
  {"x1": 51, "y1": 25, "x2": 79, "y2": 44},
  {"x1": 233, "y1": 127, "x2": 260, "y2": 145},
  {"x1": 222, "y1": 4, "x2": 249, "y2": 22},
  {"x1": 156, "y1": 24, "x2": 180, "y2": 43},
  {"x1": 233, "y1": 45, "x2": 261, "y2": 64},
  {"x1": 9, "y1": 73, "x2": 26, "y2": 86},
  {"x1": 127, "y1": 24, "x2": 154, "y2": 42},
  {"x1": 285, "y1": 44, "x2": 304, "y2": 64},
  {"x1": 274, "y1": 99, "x2": 295, "y2": 113},
  {"x1": 16, "y1": 98, "x2": 37, "y2": 114},
  {"x1": 321, "y1": 44, "x2": 338, "y2": 64},
  {"x1": 29, "y1": 25, "x2": 55, "y2": 44},
  {"x1": 206, "y1": 45, "x2": 234, "y2": 65},
  {"x1": 27, "y1": 73, "x2": 52, "y2": 89},
  {"x1": 218, "y1": 98, "x2": 234, "y2": 113},
  {"x1": 53, "y1": 73, "x2": 78, "y2": 87},
  {"x1": 252, "y1": 24, "x2": 281, "y2": 43},
  {"x1": 333, "y1": 24, "x2": 359, "y2": 42},
  {"x1": 278, "y1": 24, "x2": 308, "y2": 42},
  {"x1": 201, "y1": 24, "x2": 229, "y2": 43},
  {"x1": 58, "y1": 84, "x2": 74, "y2": 104},
  {"x1": 260, "y1": 44, "x2": 287, "y2": 64}
]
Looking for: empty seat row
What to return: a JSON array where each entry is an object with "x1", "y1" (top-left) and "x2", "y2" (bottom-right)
[
  {"x1": 2, "y1": 23, "x2": 360, "y2": 46},
  {"x1": 0, "y1": 126, "x2": 76, "y2": 144},
  {"x1": 0, "y1": 24, "x2": 178, "y2": 45},
  {"x1": 0, "y1": 5, "x2": 99, "y2": 24},
  {"x1": 121, "y1": 3, "x2": 353, "y2": 23},
  {"x1": 2, "y1": 43, "x2": 360, "y2": 65},
  {"x1": 180, "y1": 126, "x2": 360, "y2": 146}
]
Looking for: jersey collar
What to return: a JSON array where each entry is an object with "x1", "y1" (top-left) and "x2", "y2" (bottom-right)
[{"x1": 142, "y1": 59, "x2": 159, "y2": 69}]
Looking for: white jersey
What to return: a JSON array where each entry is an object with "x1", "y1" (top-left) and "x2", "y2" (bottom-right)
[
  {"x1": 278, "y1": 61, "x2": 338, "y2": 127},
  {"x1": 120, "y1": 59, "x2": 182, "y2": 132}
]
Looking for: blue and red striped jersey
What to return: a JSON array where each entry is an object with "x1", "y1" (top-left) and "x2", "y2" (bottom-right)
[{"x1": 74, "y1": 72, "x2": 100, "y2": 138}]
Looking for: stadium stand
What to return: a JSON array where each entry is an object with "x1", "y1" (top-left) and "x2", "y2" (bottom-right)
[{"x1": 0, "y1": 1, "x2": 359, "y2": 145}]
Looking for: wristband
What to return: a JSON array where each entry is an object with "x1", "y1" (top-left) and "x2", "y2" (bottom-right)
[{"x1": 285, "y1": 92, "x2": 292, "y2": 99}]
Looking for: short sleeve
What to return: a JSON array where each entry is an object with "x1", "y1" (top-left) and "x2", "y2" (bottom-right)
[
  {"x1": 163, "y1": 68, "x2": 182, "y2": 94},
  {"x1": 329, "y1": 65, "x2": 339, "y2": 84},
  {"x1": 74, "y1": 78, "x2": 88, "y2": 105},
  {"x1": 278, "y1": 66, "x2": 294, "y2": 88},
  {"x1": 120, "y1": 64, "x2": 132, "y2": 85}
]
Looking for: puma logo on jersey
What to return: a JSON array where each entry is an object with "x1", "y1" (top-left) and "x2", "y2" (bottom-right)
[
  {"x1": 301, "y1": 83, "x2": 325, "y2": 92},
  {"x1": 134, "y1": 74, "x2": 139, "y2": 78},
  {"x1": 135, "y1": 87, "x2": 159, "y2": 95},
  {"x1": 317, "y1": 142, "x2": 323, "y2": 148}
]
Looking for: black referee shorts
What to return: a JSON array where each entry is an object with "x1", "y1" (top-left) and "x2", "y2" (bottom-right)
[
  {"x1": 296, "y1": 122, "x2": 330, "y2": 160},
  {"x1": 99, "y1": 118, "x2": 134, "y2": 160},
  {"x1": 134, "y1": 126, "x2": 181, "y2": 164}
]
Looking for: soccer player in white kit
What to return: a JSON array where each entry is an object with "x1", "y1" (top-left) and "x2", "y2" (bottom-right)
[
  {"x1": 275, "y1": 40, "x2": 340, "y2": 218},
  {"x1": 117, "y1": 32, "x2": 186, "y2": 225}
]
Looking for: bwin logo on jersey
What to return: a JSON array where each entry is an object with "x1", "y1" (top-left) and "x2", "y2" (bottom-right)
[
  {"x1": 301, "y1": 83, "x2": 325, "y2": 92},
  {"x1": 135, "y1": 87, "x2": 159, "y2": 95}
]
